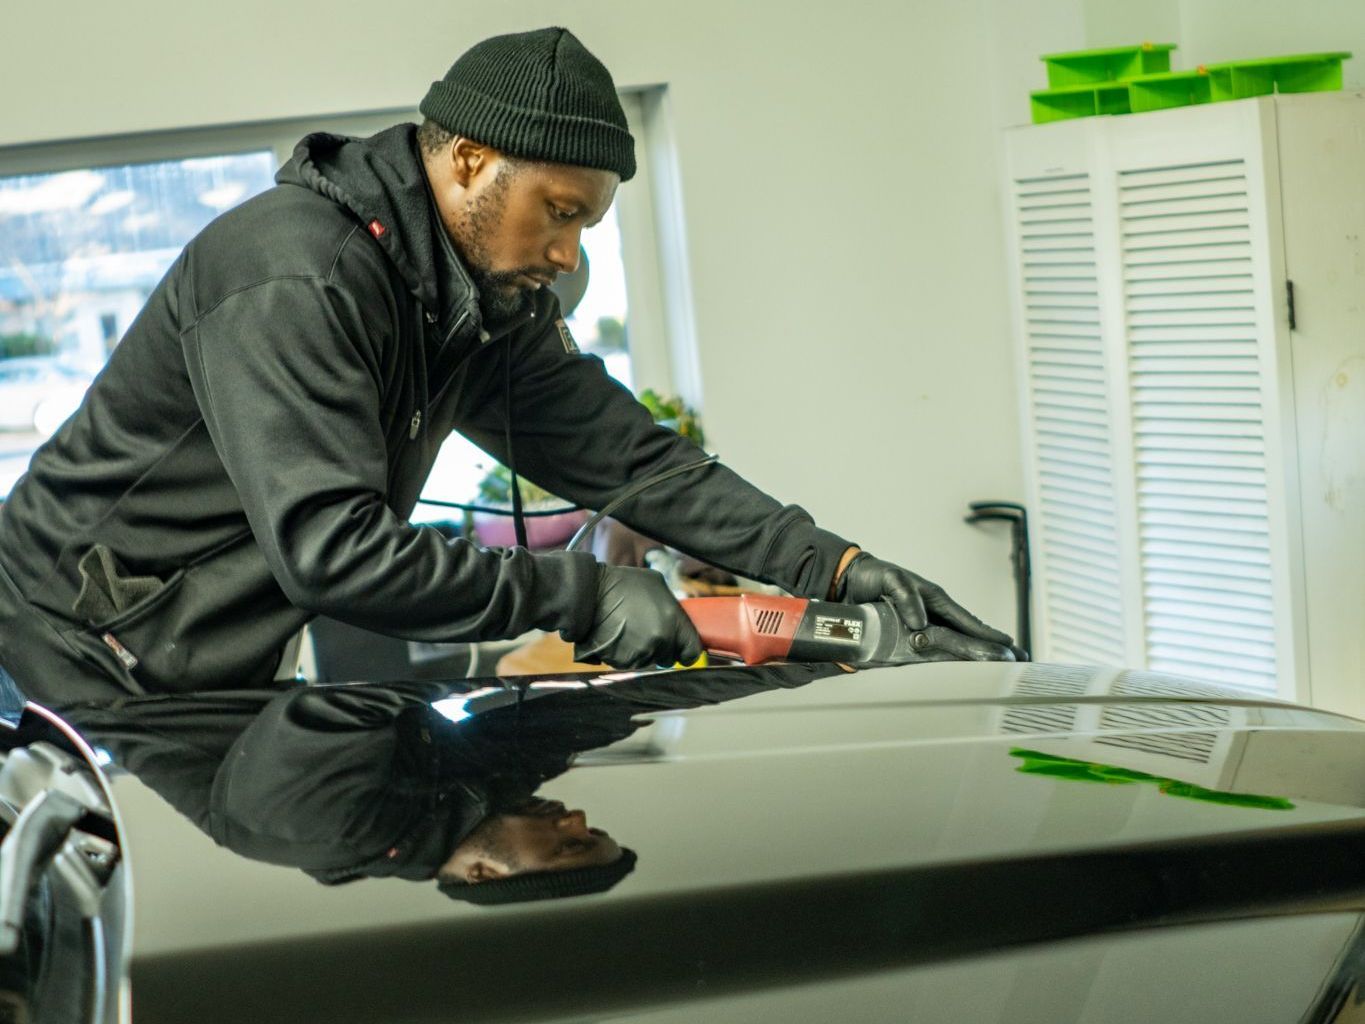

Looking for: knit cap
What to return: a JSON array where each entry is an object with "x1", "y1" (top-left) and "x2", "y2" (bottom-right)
[{"x1": 420, "y1": 27, "x2": 636, "y2": 181}]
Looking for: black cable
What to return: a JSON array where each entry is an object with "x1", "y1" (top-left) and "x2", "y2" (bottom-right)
[
  {"x1": 414, "y1": 498, "x2": 583, "y2": 518},
  {"x1": 502, "y1": 344, "x2": 529, "y2": 549},
  {"x1": 565, "y1": 453, "x2": 719, "y2": 553},
  {"x1": 420, "y1": 453, "x2": 719, "y2": 539},
  {"x1": 420, "y1": 341, "x2": 717, "y2": 548}
]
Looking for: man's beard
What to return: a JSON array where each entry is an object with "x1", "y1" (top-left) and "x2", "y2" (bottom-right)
[
  {"x1": 454, "y1": 172, "x2": 550, "y2": 322},
  {"x1": 464, "y1": 814, "x2": 527, "y2": 873},
  {"x1": 469, "y1": 265, "x2": 534, "y2": 321}
]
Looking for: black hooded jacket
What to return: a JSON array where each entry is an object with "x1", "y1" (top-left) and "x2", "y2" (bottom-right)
[{"x1": 0, "y1": 124, "x2": 851, "y2": 703}]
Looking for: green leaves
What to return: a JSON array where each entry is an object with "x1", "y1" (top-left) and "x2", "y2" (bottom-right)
[{"x1": 638, "y1": 388, "x2": 705, "y2": 449}]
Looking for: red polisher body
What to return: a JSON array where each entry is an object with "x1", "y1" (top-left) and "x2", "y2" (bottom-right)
[{"x1": 680, "y1": 593, "x2": 921, "y2": 666}]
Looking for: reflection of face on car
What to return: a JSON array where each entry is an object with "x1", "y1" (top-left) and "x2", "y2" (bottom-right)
[{"x1": 0, "y1": 357, "x2": 93, "y2": 435}]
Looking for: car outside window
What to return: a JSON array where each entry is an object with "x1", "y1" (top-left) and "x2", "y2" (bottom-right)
[{"x1": 0, "y1": 152, "x2": 278, "y2": 494}]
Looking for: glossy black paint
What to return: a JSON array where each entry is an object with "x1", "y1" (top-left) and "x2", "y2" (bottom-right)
[{"x1": 42, "y1": 662, "x2": 1365, "y2": 1021}]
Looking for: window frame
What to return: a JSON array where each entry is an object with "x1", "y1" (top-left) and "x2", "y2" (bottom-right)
[{"x1": 0, "y1": 98, "x2": 685, "y2": 400}]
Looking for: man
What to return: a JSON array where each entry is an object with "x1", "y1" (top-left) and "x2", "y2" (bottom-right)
[{"x1": 0, "y1": 27, "x2": 1016, "y2": 707}]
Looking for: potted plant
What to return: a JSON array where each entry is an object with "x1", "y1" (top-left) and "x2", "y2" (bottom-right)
[
  {"x1": 638, "y1": 389, "x2": 706, "y2": 448},
  {"x1": 470, "y1": 463, "x2": 589, "y2": 550}
]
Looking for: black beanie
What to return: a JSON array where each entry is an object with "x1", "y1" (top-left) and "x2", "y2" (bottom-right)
[
  {"x1": 420, "y1": 27, "x2": 636, "y2": 181},
  {"x1": 439, "y1": 848, "x2": 637, "y2": 906}
]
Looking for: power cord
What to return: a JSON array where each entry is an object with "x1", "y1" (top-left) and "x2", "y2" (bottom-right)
[
  {"x1": 415, "y1": 497, "x2": 582, "y2": 518},
  {"x1": 566, "y1": 453, "x2": 719, "y2": 553},
  {"x1": 415, "y1": 451, "x2": 719, "y2": 545}
]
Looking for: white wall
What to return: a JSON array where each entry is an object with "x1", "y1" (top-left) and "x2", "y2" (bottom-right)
[
  {"x1": 1081, "y1": 0, "x2": 1365, "y2": 87},
  {"x1": 2, "y1": 0, "x2": 1065, "y2": 632},
  {"x1": 1082, "y1": 0, "x2": 1182, "y2": 53},
  {"x1": 1179, "y1": 0, "x2": 1365, "y2": 85}
]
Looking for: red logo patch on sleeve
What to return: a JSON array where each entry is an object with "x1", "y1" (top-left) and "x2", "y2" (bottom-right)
[{"x1": 368, "y1": 219, "x2": 387, "y2": 239}]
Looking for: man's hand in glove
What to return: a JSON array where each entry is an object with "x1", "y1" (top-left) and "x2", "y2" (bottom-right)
[
  {"x1": 571, "y1": 565, "x2": 704, "y2": 670},
  {"x1": 837, "y1": 551, "x2": 1025, "y2": 662}
]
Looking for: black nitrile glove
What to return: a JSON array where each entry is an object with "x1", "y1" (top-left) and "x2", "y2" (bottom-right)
[
  {"x1": 571, "y1": 565, "x2": 704, "y2": 669},
  {"x1": 838, "y1": 553, "x2": 1024, "y2": 662}
]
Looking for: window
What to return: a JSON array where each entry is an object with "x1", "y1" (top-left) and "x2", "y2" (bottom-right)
[
  {"x1": 99, "y1": 313, "x2": 119, "y2": 348},
  {"x1": 0, "y1": 151, "x2": 278, "y2": 492},
  {"x1": 0, "y1": 97, "x2": 686, "y2": 519}
]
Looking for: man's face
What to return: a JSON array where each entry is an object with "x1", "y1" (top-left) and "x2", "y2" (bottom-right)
[
  {"x1": 435, "y1": 145, "x2": 618, "y2": 320},
  {"x1": 448, "y1": 796, "x2": 622, "y2": 883}
]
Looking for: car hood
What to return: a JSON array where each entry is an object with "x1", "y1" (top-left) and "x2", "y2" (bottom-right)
[{"x1": 49, "y1": 660, "x2": 1365, "y2": 1022}]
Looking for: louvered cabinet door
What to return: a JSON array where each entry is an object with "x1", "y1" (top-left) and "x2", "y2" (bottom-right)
[
  {"x1": 1105, "y1": 101, "x2": 1300, "y2": 698},
  {"x1": 1117, "y1": 162, "x2": 1277, "y2": 691},
  {"x1": 1004, "y1": 125, "x2": 1132, "y2": 668},
  {"x1": 1006, "y1": 100, "x2": 1305, "y2": 699}
]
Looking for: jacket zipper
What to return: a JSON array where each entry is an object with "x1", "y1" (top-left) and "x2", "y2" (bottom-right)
[
  {"x1": 428, "y1": 309, "x2": 476, "y2": 409},
  {"x1": 409, "y1": 306, "x2": 476, "y2": 446},
  {"x1": 408, "y1": 303, "x2": 464, "y2": 446}
]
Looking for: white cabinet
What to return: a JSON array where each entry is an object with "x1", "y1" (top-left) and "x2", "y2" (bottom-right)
[{"x1": 1003, "y1": 92, "x2": 1365, "y2": 715}]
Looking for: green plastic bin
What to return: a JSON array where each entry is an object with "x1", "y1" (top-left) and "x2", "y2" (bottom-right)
[
  {"x1": 1031, "y1": 82, "x2": 1132, "y2": 124},
  {"x1": 1204, "y1": 52, "x2": 1351, "y2": 101},
  {"x1": 1042, "y1": 43, "x2": 1175, "y2": 87},
  {"x1": 1128, "y1": 69, "x2": 1213, "y2": 112}
]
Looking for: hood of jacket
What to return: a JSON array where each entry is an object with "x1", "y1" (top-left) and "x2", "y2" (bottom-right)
[{"x1": 275, "y1": 124, "x2": 481, "y2": 341}]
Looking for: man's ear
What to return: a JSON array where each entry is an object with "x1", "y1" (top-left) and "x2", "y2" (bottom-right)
[
  {"x1": 450, "y1": 137, "x2": 493, "y2": 189},
  {"x1": 465, "y1": 859, "x2": 509, "y2": 884}
]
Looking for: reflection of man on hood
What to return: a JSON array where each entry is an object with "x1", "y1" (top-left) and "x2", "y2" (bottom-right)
[{"x1": 59, "y1": 664, "x2": 842, "y2": 903}]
